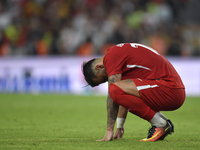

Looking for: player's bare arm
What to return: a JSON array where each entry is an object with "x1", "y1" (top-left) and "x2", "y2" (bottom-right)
[
  {"x1": 113, "y1": 106, "x2": 127, "y2": 139},
  {"x1": 107, "y1": 74, "x2": 122, "y2": 129},
  {"x1": 107, "y1": 93, "x2": 119, "y2": 129},
  {"x1": 97, "y1": 74, "x2": 121, "y2": 141},
  {"x1": 114, "y1": 79, "x2": 140, "y2": 98}
]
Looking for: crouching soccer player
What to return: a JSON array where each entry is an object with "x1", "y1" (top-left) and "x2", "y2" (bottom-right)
[{"x1": 82, "y1": 43, "x2": 185, "y2": 141}]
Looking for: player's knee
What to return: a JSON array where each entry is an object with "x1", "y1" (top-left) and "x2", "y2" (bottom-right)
[{"x1": 109, "y1": 83, "x2": 123, "y2": 103}]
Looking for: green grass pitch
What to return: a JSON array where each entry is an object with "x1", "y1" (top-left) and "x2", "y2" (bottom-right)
[{"x1": 0, "y1": 94, "x2": 199, "y2": 150}]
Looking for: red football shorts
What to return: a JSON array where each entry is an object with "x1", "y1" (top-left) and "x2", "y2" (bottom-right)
[{"x1": 132, "y1": 78, "x2": 185, "y2": 112}]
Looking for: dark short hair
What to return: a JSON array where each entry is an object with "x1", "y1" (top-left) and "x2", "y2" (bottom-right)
[{"x1": 82, "y1": 59, "x2": 99, "y2": 87}]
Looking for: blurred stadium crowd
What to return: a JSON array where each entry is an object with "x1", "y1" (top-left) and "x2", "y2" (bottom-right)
[{"x1": 0, "y1": 0, "x2": 200, "y2": 56}]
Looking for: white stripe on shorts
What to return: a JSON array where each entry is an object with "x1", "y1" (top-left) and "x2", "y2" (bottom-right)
[{"x1": 137, "y1": 84, "x2": 159, "y2": 91}]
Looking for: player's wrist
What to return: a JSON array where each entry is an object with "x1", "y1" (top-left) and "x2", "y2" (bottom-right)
[
  {"x1": 117, "y1": 118, "x2": 125, "y2": 128},
  {"x1": 107, "y1": 123, "x2": 115, "y2": 131}
]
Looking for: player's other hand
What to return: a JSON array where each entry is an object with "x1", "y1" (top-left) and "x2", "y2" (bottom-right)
[
  {"x1": 96, "y1": 130, "x2": 113, "y2": 141},
  {"x1": 113, "y1": 128, "x2": 124, "y2": 139}
]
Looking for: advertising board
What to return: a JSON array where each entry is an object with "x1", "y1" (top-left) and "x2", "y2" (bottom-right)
[{"x1": 0, "y1": 57, "x2": 199, "y2": 96}]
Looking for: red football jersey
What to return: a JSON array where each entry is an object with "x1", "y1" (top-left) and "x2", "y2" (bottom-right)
[{"x1": 103, "y1": 43, "x2": 185, "y2": 89}]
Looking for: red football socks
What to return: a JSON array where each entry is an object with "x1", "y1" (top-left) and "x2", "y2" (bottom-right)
[{"x1": 109, "y1": 83, "x2": 157, "y2": 121}]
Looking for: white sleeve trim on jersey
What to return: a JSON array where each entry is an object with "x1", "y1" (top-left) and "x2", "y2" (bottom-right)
[{"x1": 127, "y1": 65, "x2": 152, "y2": 71}]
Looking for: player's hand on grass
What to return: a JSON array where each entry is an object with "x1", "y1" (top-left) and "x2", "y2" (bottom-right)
[
  {"x1": 113, "y1": 128, "x2": 124, "y2": 139},
  {"x1": 96, "y1": 130, "x2": 113, "y2": 141}
]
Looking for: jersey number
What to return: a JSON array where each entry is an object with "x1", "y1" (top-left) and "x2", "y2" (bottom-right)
[{"x1": 117, "y1": 43, "x2": 159, "y2": 55}]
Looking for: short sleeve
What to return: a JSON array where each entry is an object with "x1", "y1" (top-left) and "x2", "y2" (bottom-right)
[{"x1": 103, "y1": 54, "x2": 124, "y2": 77}]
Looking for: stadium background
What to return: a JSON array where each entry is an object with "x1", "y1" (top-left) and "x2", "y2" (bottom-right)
[{"x1": 0, "y1": 0, "x2": 200, "y2": 96}]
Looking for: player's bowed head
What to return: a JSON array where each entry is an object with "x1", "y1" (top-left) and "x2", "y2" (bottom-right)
[{"x1": 82, "y1": 57, "x2": 108, "y2": 87}]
